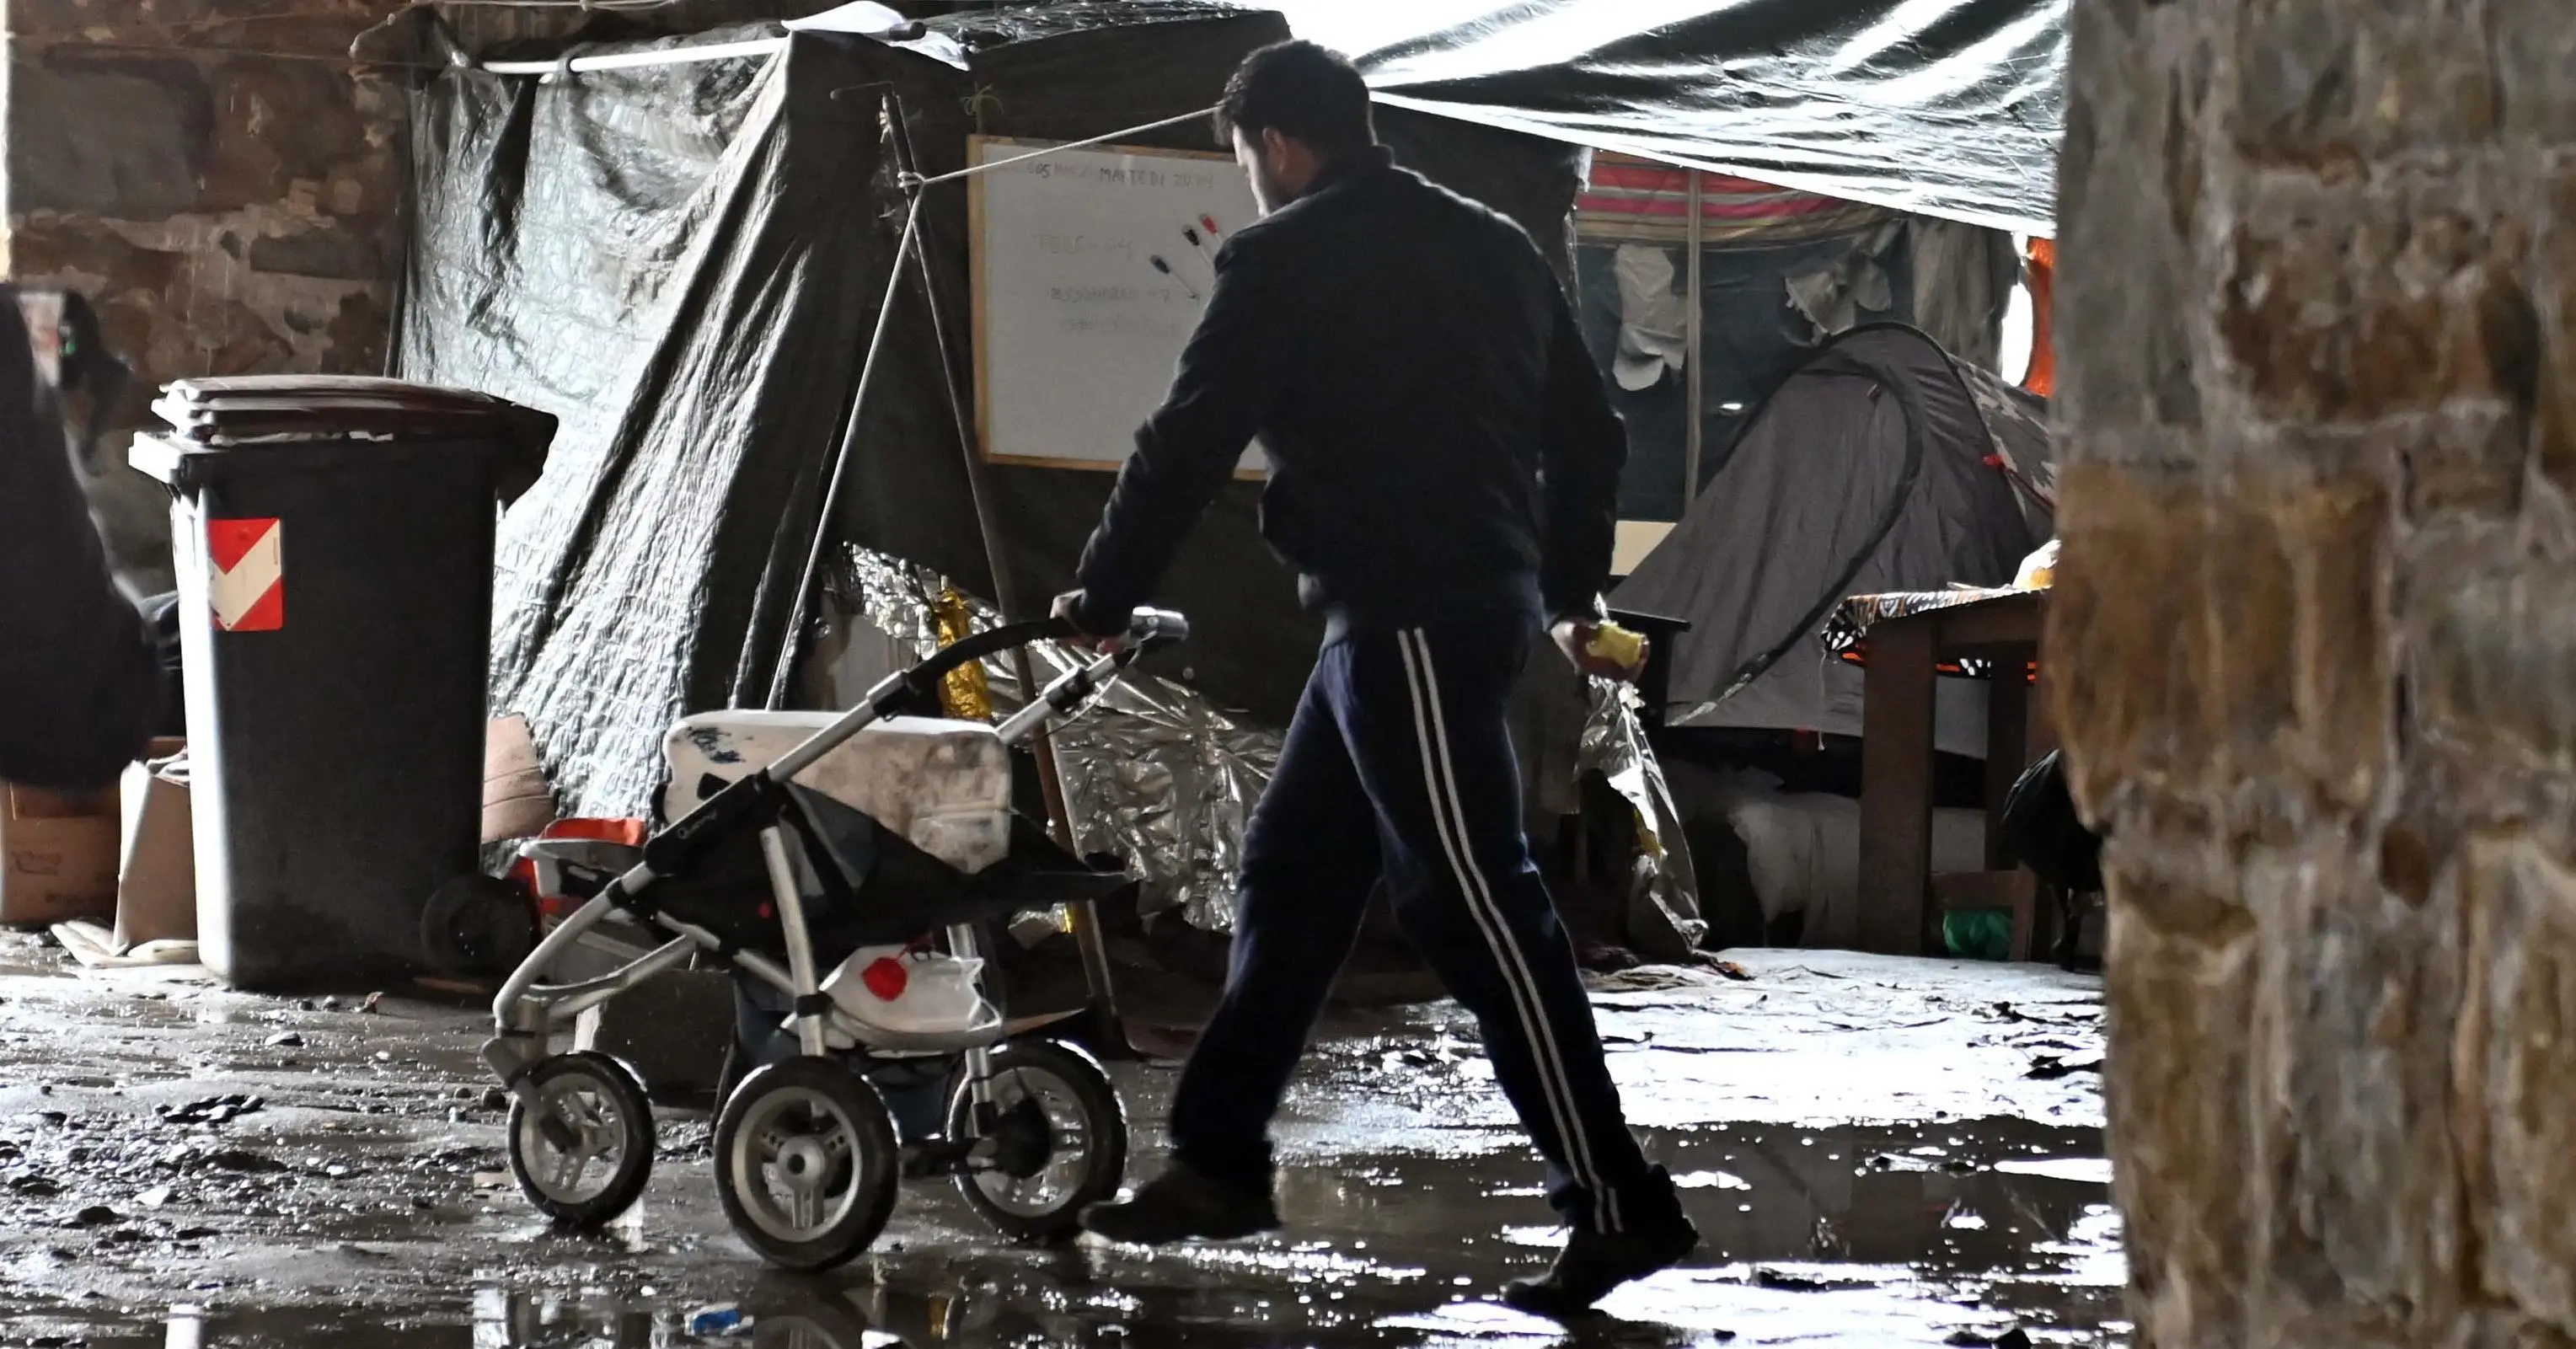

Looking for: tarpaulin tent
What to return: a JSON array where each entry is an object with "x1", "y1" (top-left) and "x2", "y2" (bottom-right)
[
  {"x1": 1609, "y1": 324, "x2": 2055, "y2": 756},
  {"x1": 391, "y1": 1, "x2": 1589, "y2": 815},
  {"x1": 1262, "y1": 0, "x2": 2067, "y2": 236},
  {"x1": 397, "y1": 24, "x2": 895, "y2": 822}
]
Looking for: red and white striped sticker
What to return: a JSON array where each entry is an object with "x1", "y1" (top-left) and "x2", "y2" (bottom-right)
[{"x1": 207, "y1": 517, "x2": 284, "y2": 632}]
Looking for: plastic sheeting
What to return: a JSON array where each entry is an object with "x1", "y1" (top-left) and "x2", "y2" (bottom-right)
[
  {"x1": 397, "y1": 24, "x2": 893, "y2": 817},
  {"x1": 1582, "y1": 682, "x2": 1708, "y2": 961},
  {"x1": 395, "y1": 6, "x2": 1298, "y2": 816},
  {"x1": 1261, "y1": 0, "x2": 2068, "y2": 236}
]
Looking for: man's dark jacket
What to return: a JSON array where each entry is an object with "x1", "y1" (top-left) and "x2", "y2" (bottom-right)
[
  {"x1": 1070, "y1": 147, "x2": 1625, "y2": 640},
  {"x1": 0, "y1": 286, "x2": 159, "y2": 789}
]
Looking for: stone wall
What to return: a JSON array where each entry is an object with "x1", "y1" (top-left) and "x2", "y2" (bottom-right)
[
  {"x1": 2054, "y1": 1, "x2": 2576, "y2": 1345},
  {"x1": 5, "y1": 2, "x2": 404, "y2": 379},
  {"x1": 0, "y1": 0, "x2": 865, "y2": 591},
  {"x1": 4, "y1": 1, "x2": 410, "y2": 591}
]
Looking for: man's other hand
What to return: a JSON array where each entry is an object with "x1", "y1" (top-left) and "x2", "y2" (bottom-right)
[
  {"x1": 1052, "y1": 590, "x2": 1127, "y2": 654},
  {"x1": 1551, "y1": 618, "x2": 1647, "y2": 683}
]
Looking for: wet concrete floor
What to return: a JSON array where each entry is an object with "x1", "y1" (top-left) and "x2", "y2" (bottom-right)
[{"x1": 0, "y1": 938, "x2": 2118, "y2": 1346}]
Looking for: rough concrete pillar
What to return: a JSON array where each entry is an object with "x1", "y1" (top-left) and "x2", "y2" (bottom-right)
[{"x1": 2054, "y1": 1, "x2": 2576, "y2": 1345}]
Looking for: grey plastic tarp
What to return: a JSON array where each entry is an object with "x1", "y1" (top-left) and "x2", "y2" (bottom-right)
[
  {"x1": 393, "y1": 3, "x2": 1593, "y2": 818},
  {"x1": 1261, "y1": 0, "x2": 2068, "y2": 236},
  {"x1": 396, "y1": 24, "x2": 892, "y2": 819},
  {"x1": 1609, "y1": 324, "x2": 2055, "y2": 756}
]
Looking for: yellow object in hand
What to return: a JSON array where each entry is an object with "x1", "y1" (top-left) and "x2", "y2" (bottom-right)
[{"x1": 1585, "y1": 621, "x2": 1647, "y2": 673}]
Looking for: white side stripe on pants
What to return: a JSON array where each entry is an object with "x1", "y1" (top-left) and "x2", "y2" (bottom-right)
[{"x1": 1395, "y1": 629, "x2": 1621, "y2": 1234}]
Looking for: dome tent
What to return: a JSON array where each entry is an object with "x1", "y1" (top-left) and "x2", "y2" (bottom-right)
[{"x1": 1611, "y1": 324, "x2": 2055, "y2": 756}]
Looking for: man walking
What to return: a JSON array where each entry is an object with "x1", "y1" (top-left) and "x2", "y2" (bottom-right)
[{"x1": 1056, "y1": 41, "x2": 1697, "y2": 1314}]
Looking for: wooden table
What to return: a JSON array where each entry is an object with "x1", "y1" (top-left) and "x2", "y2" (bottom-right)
[{"x1": 1843, "y1": 589, "x2": 2054, "y2": 958}]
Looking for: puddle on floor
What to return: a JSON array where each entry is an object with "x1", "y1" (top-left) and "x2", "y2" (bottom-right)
[
  {"x1": 31, "y1": 1267, "x2": 2122, "y2": 1348},
  {"x1": 19, "y1": 1115, "x2": 2123, "y2": 1347}
]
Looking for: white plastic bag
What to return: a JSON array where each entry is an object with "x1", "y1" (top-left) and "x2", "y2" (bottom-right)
[{"x1": 798, "y1": 945, "x2": 999, "y2": 1047}]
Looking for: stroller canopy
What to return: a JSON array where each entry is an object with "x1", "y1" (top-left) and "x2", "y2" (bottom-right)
[{"x1": 1612, "y1": 324, "x2": 2054, "y2": 750}]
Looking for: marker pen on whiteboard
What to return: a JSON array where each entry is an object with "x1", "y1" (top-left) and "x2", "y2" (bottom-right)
[
  {"x1": 1148, "y1": 254, "x2": 1202, "y2": 301},
  {"x1": 1180, "y1": 225, "x2": 1219, "y2": 281}
]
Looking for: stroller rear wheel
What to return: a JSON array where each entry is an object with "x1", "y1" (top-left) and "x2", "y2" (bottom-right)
[
  {"x1": 945, "y1": 1038, "x2": 1128, "y2": 1244},
  {"x1": 715, "y1": 1057, "x2": 901, "y2": 1271},
  {"x1": 506, "y1": 1052, "x2": 656, "y2": 1227}
]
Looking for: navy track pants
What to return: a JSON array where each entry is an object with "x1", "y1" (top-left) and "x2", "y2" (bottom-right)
[{"x1": 1167, "y1": 617, "x2": 1679, "y2": 1234}]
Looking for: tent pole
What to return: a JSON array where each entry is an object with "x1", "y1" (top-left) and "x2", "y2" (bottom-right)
[
  {"x1": 881, "y1": 93, "x2": 1132, "y2": 1056},
  {"x1": 878, "y1": 93, "x2": 1075, "y2": 845},
  {"x1": 1683, "y1": 168, "x2": 1706, "y2": 501},
  {"x1": 768, "y1": 195, "x2": 924, "y2": 711}
]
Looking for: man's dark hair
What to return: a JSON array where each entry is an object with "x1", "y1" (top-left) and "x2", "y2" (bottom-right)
[{"x1": 1216, "y1": 40, "x2": 1375, "y2": 156}]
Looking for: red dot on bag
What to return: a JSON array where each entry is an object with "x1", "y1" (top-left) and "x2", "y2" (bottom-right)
[{"x1": 862, "y1": 957, "x2": 909, "y2": 1002}]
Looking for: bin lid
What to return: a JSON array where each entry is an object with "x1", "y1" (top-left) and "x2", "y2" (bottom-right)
[
  {"x1": 138, "y1": 376, "x2": 555, "y2": 500},
  {"x1": 151, "y1": 376, "x2": 557, "y2": 450}
]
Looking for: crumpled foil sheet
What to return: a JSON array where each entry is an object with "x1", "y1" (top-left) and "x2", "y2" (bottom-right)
[
  {"x1": 827, "y1": 547, "x2": 1700, "y2": 945},
  {"x1": 827, "y1": 547, "x2": 1278, "y2": 931},
  {"x1": 1580, "y1": 680, "x2": 1709, "y2": 961}
]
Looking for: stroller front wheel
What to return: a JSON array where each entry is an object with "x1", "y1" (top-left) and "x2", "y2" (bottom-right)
[
  {"x1": 945, "y1": 1037, "x2": 1129, "y2": 1245},
  {"x1": 506, "y1": 1052, "x2": 656, "y2": 1227},
  {"x1": 715, "y1": 1057, "x2": 902, "y2": 1271}
]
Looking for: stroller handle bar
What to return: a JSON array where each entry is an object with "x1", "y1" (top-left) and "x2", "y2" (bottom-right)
[
  {"x1": 990, "y1": 609, "x2": 1190, "y2": 745},
  {"x1": 773, "y1": 608, "x2": 1186, "y2": 784},
  {"x1": 878, "y1": 608, "x2": 1189, "y2": 725},
  {"x1": 640, "y1": 607, "x2": 1186, "y2": 866}
]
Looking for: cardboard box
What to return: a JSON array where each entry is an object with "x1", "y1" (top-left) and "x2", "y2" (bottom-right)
[
  {"x1": 483, "y1": 715, "x2": 555, "y2": 843},
  {"x1": 2, "y1": 782, "x2": 120, "y2": 928},
  {"x1": 114, "y1": 741, "x2": 194, "y2": 951}
]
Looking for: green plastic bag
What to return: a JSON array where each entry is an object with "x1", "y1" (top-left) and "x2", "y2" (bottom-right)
[{"x1": 1943, "y1": 909, "x2": 2014, "y2": 961}]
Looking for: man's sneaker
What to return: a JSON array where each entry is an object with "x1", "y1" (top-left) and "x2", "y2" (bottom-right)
[
  {"x1": 1079, "y1": 1162, "x2": 1282, "y2": 1245},
  {"x1": 1501, "y1": 1215, "x2": 1700, "y2": 1318}
]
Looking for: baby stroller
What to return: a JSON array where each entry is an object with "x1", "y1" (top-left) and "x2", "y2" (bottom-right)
[{"x1": 479, "y1": 608, "x2": 1186, "y2": 1270}]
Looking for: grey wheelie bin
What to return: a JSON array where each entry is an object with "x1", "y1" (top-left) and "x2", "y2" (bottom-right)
[{"x1": 134, "y1": 377, "x2": 554, "y2": 991}]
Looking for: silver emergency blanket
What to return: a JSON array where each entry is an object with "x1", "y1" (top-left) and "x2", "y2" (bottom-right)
[
  {"x1": 829, "y1": 548, "x2": 1276, "y2": 930},
  {"x1": 831, "y1": 548, "x2": 1700, "y2": 950}
]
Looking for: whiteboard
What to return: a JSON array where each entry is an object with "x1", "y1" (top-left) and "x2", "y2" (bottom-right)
[{"x1": 970, "y1": 137, "x2": 1265, "y2": 475}]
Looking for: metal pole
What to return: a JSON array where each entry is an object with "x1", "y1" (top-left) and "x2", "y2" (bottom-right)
[
  {"x1": 767, "y1": 195, "x2": 925, "y2": 710},
  {"x1": 879, "y1": 94, "x2": 1079, "y2": 845},
  {"x1": 1682, "y1": 168, "x2": 1706, "y2": 501},
  {"x1": 881, "y1": 94, "x2": 1129, "y2": 1054}
]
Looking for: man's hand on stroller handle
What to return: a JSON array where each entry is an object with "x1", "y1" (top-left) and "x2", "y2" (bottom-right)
[
  {"x1": 995, "y1": 604, "x2": 1189, "y2": 745},
  {"x1": 1049, "y1": 592, "x2": 1188, "y2": 655}
]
